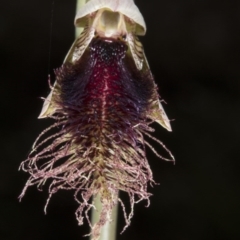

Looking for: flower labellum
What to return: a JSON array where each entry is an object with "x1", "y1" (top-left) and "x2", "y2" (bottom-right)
[{"x1": 19, "y1": 0, "x2": 174, "y2": 239}]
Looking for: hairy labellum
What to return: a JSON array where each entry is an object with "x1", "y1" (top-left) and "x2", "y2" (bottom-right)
[{"x1": 20, "y1": 1, "x2": 174, "y2": 239}]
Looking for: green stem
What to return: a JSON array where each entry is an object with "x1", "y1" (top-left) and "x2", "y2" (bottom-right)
[
  {"x1": 75, "y1": 0, "x2": 88, "y2": 37},
  {"x1": 90, "y1": 194, "x2": 118, "y2": 240}
]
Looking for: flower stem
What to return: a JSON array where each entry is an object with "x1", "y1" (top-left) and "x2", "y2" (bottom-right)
[
  {"x1": 75, "y1": 0, "x2": 88, "y2": 37},
  {"x1": 90, "y1": 194, "x2": 118, "y2": 240}
]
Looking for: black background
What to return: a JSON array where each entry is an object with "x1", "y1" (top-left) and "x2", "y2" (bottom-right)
[{"x1": 1, "y1": 0, "x2": 240, "y2": 239}]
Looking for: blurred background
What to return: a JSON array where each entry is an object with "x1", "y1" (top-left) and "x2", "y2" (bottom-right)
[{"x1": 1, "y1": 0, "x2": 240, "y2": 239}]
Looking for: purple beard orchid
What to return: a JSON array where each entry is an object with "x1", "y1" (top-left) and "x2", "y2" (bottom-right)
[{"x1": 19, "y1": 1, "x2": 174, "y2": 239}]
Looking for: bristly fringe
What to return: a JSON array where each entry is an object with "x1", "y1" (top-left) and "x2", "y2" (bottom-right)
[{"x1": 19, "y1": 38, "x2": 174, "y2": 240}]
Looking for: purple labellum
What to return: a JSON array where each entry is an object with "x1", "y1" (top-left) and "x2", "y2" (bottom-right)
[{"x1": 59, "y1": 38, "x2": 155, "y2": 140}]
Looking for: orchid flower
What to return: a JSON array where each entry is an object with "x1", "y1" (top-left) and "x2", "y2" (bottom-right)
[{"x1": 19, "y1": 1, "x2": 174, "y2": 239}]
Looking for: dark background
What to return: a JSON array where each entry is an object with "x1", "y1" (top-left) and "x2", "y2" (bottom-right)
[{"x1": 1, "y1": 0, "x2": 240, "y2": 239}]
